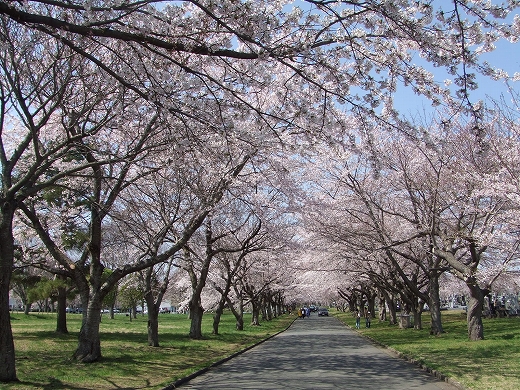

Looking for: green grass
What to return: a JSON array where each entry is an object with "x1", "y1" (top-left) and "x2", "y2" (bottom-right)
[
  {"x1": 9, "y1": 310, "x2": 519, "y2": 390},
  {"x1": 332, "y1": 310, "x2": 520, "y2": 390},
  {"x1": 6, "y1": 311, "x2": 294, "y2": 390}
]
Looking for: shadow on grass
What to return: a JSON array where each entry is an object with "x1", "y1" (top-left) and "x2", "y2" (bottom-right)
[
  {"x1": 17, "y1": 376, "x2": 147, "y2": 390},
  {"x1": 14, "y1": 378, "x2": 91, "y2": 390}
]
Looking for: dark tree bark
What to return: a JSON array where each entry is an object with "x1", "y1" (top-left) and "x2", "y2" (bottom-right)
[
  {"x1": 369, "y1": 299, "x2": 376, "y2": 319},
  {"x1": 0, "y1": 204, "x2": 17, "y2": 382},
  {"x1": 274, "y1": 292, "x2": 284, "y2": 317},
  {"x1": 189, "y1": 299, "x2": 204, "y2": 339},
  {"x1": 143, "y1": 260, "x2": 174, "y2": 347},
  {"x1": 212, "y1": 305, "x2": 224, "y2": 335},
  {"x1": 378, "y1": 294, "x2": 386, "y2": 321},
  {"x1": 226, "y1": 287, "x2": 244, "y2": 331},
  {"x1": 212, "y1": 282, "x2": 231, "y2": 335},
  {"x1": 71, "y1": 142, "x2": 106, "y2": 362},
  {"x1": 412, "y1": 307, "x2": 422, "y2": 330},
  {"x1": 264, "y1": 292, "x2": 273, "y2": 321},
  {"x1": 141, "y1": 282, "x2": 162, "y2": 344},
  {"x1": 146, "y1": 304, "x2": 160, "y2": 347},
  {"x1": 186, "y1": 221, "x2": 215, "y2": 340},
  {"x1": 241, "y1": 279, "x2": 264, "y2": 327},
  {"x1": 433, "y1": 241, "x2": 487, "y2": 341},
  {"x1": 73, "y1": 298, "x2": 103, "y2": 362},
  {"x1": 337, "y1": 287, "x2": 358, "y2": 312},
  {"x1": 466, "y1": 280, "x2": 486, "y2": 340},
  {"x1": 212, "y1": 264, "x2": 233, "y2": 336},
  {"x1": 428, "y1": 272, "x2": 444, "y2": 335},
  {"x1": 381, "y1": 290, "x2": 398, "y2": 325},
  {"x1": 55, "y1": 282, "x2": 68, "y2": 334},
  {"x1": 251, "y1": 300, "x2": 261, "y2": 326}
]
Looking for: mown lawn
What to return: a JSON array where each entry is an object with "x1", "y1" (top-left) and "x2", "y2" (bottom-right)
[
  {"x1": 332, "y1": 309, "x2": 520, "y2": 390},
  {"x1": 7, "y1": 311, "x2": 294, "y2": 390},
  {"x1": 8, "y1": 309, "x2": 519, "y2": 390}
]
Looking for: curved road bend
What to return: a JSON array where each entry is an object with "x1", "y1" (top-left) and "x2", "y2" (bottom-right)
[{"x1": 177, "y1": 314, "x2": 458, "y2": 390}]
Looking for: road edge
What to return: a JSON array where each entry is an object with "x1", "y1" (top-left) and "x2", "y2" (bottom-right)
[
  {"x1": 336, "y1": 318, "x2": 467, "y2": 390},
  {"x1": 161, "y1": 316, "x2": 298, "y2": 390}
]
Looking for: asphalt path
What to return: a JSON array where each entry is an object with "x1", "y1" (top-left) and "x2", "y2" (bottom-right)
[{"x1": 174, "y1": 314, "x2": 460, "y2": 390}]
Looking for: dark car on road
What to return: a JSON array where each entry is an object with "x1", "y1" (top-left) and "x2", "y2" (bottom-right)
[{"x1": 317, "y1": 308, "x2": 329, "y2": 316}]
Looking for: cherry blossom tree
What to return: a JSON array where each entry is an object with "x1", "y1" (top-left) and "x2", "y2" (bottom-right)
[
  {"x1": 387, "y1": 111, "x2": 520, "y2": 338},
  {"x1": 209, "y1": 209, "x2": 266, "y2": 335},
  {"x1": 9, "y1": 40, "x2": 258, "y2": 362},
  {"x1": 21, "y1": 138, "x2": 250, "y2": 359},
  {"x1": 425, "y1": 111, "x2": 520, "y2": 340},
  {"x1": 140, "y1": 259, "x2": 177, "y2": 346},
  {"x1": 0, "y1": 23, "x2": 129, "y2": 379},
  {"x1": 298, "y1": 104, "x2": 520, "y2": 338},
  {"x1": 2, "y1": 0, "x2": 517, "y2": 120},
  {"x1": 2, "y1": 0, "x2": 520, "y2": 382},
  {"x1": 102, "y1": 162, "x2": 219, "y2": 346},
  {"x1": 180, "y1": 195, "x2": 270, "y2": 338},
  {"x1": 203, "y1": 188, "x2": 295, "y2": 329}
]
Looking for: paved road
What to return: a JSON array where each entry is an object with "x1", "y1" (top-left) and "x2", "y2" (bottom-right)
[{"x1": 175, "y1": 314, "x2": 459, "y2": 390}]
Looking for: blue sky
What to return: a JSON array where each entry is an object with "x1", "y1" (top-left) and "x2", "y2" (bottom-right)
[{"x1": 393, "y1": 37, "x2": 520, "y2": 118}]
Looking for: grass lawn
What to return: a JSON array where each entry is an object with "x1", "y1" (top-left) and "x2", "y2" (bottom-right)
[
  {"x1": 332, "y1": 309, "x2": 520, "y2": 390},
  {"x1": 8, "y1": 309, "x2": 519, "y2": 390},
  {"x1": 6, "y1": 311, "x2": 294, "y2": 390}
]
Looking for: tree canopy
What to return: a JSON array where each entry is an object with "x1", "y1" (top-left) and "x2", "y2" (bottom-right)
[{"x1": 1, "y1": 0, "x2": 520, "y2": 382}]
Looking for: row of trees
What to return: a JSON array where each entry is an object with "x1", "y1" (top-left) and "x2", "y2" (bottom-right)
[
  {"x1": 1, "y1": 0, "x2": 519, "y2": 383},
  {"x1": 300, "y1": 103, "x2": 520, "y2": 339}
]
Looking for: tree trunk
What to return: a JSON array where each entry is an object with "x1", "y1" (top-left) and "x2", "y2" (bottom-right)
[
  {"x1": 187, "y1": 222, "x2": 214, "y2": 340},
  {"x1": 145, "y1": 293, "x2": 160, "y2": 347},
  {"x1": 212, "y1": 305, "x2": 223, "y2": 335},
  {"x1": 276, "y1": 295, "x2": 284, "y2": 317},
  {"x1": 466, "y1": 281, "x2": 485, "y2": 340},
  {"x1": 212, "y1": 287, "x2": 229, "y2": 335},
  {"x1": 348, "y1": 298, "x2": 356, "y2": 312},
  {"x1": 189, "y1": 299, "x2": 204, "y2": 339},
  {"x1": 147, "y1": 308, "x2": 160, "y2": 347},
  {"x1": 275, "y1": 302, "x2": 282, "y2": 317},
  {"x1": 236, "y1": 313, "x2": 244, "y2": 330},
  {"x1": 56, "y1": 283, "x2": 68, "y2": 334},
  {"x1": 382, "y1": 290, "x2": 397, "y2": 325},
  {"x1": 265, "y1": 300, "x2": 273, "y2": 321},
  {"x1": 73, "y1": 300, "x2": 103, "y2": 362},
  {"x1": 413, "y1": 308, "x2": 422, "y2": 330},
  {"x1": 72, "y1": 161, "x2": 105, "y2": 363},
  {"x1": 109, "y1": 305, "x2": 115, "y2": 320},
  {"x1": 367, "y1": 292, "x2": 376, "y2": 318},
  {"x1": 213, "y1": 277, "x2": 233, "y2": 335},
  {"x1": 251, "y1": 300, "x2": 261, "y2": 326},
  {"x1": 226, "y1": 294, "x2": 244, "y2": 331},
  {"x1": 378, "y1": 295, "x2": 386, "y2": 321},
  {"x1": 428, "y1": 274, "x2": 444, "y2": 335},
  {"x1": 337, "y1": 287, "x2": 357, "y2": 312},
  {"x1": 0, "y1": 206, "x2": 18, "y2": 382}
]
